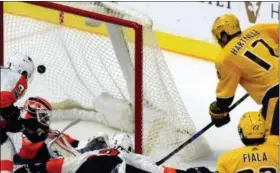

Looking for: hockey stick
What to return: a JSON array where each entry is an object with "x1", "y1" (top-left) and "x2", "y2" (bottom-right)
[
  {"x1": 13, "y1": 119, "x2": 82, "y2": 168},
  {"x1": 47, "y1": 118, "x2": 81, "y2": 146},
  {"x1": 156, "y1": 94, "x2": 249, "y2": 165}
]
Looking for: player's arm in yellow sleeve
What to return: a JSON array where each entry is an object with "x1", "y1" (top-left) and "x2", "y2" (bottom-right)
[
  {"x1": 209, "y1": 60, "x2": 241, "y2": 128},
  {"x1": 215, "y1": 61, "x2": 241, "y2": 108}
]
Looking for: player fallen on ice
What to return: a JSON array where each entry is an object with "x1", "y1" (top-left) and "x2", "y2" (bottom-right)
[
  {"x1": 11, "y1": 97, "x2": 191, "y2": 173},
  {"x1": 186, "y1": 111, "x2": 278, "y2": 173},
  {"x1": 0, "y1": 53, "x2": 36, "y2": 173},
  {"x1": 208, "y1": 14, "x2": 279, "y2": 136}
]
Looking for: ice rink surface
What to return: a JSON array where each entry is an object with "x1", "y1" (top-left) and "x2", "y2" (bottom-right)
[{"x1": 51, "y1": 51, "x2": 261, "y2": 170}]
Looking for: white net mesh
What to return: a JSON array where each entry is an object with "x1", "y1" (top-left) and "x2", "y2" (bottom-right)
[{"x1": 4, "y1": 2, "x2": 210, "y2": 166}]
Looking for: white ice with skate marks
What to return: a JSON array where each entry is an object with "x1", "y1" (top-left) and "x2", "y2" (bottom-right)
[{"x1": 50, "y1": 51, "x2": 260, "y2": 171}]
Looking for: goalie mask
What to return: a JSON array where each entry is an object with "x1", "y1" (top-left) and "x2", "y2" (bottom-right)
[{"x1": 23, "y1": 96, "x2": 52, "y2": 126}]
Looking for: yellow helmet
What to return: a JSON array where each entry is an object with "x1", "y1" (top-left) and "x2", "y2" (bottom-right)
[
  {"x1": 238, "y1": 112, "x2": 265, "y2": 140},
  {"x1": 211, "y1": 13, "x2": 241, "y2": 40}
]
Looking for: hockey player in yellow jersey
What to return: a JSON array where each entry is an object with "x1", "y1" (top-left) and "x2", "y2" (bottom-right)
[
  {"x1": 216, "y1": 112, "x2": 278, "y2": 173},
  {"x1": 208, "y1": 13, "x2": 279, "y2": 136},
  {"x1": 185, "y1": 111, "x2": 278, "y2": 173}
]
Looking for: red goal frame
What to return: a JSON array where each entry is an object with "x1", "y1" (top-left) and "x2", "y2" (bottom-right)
[{"x1": 0, "y1": 1, "x2": 144, "y2": 154}]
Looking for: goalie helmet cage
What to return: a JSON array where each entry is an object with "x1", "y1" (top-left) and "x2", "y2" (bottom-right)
[{"x1": 1, "y1": 2, "x2": 211, "y2": 164}]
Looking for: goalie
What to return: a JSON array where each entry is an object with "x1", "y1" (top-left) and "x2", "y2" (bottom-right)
[{"x1": 11, "y1": 96, "x2": 189, "y2": 173}]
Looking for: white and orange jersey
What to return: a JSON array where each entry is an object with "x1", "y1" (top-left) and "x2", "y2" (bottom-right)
[
  {"x1": 9, "y1": 130, "x2": 177, "y2": 173},
  {"x1": 0, "y1": 68, "x2": 28, "y2": 108},
  {"x1": 8, "y1": 130, "x2": 117, "y2": 173},
  {"x1": 8, "y1": 131, "x2": 78, "y2": 161},
  {"x1": 45, "y1": 149, "x2": 168, "y2": 173},
  {"x1": 9, "y1": 131, "x2": 170, "y2": 173},
  {"x1": 46, "y1": 149, "x2": 177, "y2": 173},
  {"x1": 8, "y1": 131, "x2": 119, "y2": 173},
  {"x1": 8, "y1": 132, "x2": 46, "y2": 160}
]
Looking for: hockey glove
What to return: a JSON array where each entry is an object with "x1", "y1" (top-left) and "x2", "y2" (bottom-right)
[
  {"x1": 209, "y1": 101, "x2": 230, "y2": 127},
  {"x1": 186, "y1": 167, "x2": 215, "y2": 173}
]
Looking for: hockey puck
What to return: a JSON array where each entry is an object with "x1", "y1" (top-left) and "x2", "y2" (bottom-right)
[{"x1": 37, "y1": 65, "x2": 46, "y2": 74}]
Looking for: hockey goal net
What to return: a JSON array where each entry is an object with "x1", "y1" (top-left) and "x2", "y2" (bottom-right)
[{"x1": 2, "y1": 2, "x2": 210, "y2": 165}]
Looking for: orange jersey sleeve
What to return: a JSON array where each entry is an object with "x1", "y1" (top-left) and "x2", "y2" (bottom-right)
[
  {"x1": 46, "y1": 158, "x2": 64, "y2": 173},
  {"x1": 18, "y1": 137, "x2": 45, "y2": 160},
  {"x1": 0, "y1": 91, "x2": 17, "y2": 108},
  {"x1": 62, "y1": 134, "x2": 74, "y2": 143},
  {"x1": 0, "y1": 73, "x2": 27, "y2": 108},
  {"x1": 62, "y1": 133, "x2": 79, "y2": 147}
]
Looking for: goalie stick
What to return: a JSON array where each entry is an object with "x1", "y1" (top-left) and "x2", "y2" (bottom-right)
[
  {"x1": 156, "y1": 94, "x2": 249, "y2": 165},
  {"x1": 13, "y1": 119, "x2": 82, "y2": 168},
  {"x1": 47, "y1": 118, "x2": 81, "y2": 147}
]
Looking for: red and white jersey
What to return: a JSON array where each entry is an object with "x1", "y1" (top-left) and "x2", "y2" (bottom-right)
[
  {"x1": 1, "y1": 68, "x2": 27, "y2": 108},
  {"x1": 8, "y1": 131, "x2": 78, "y2": 161},
  {"x1": 46, "y1": 149, "x2": 166, "y2": 173},
  {"x1": 8, "y1": 132, "x2": 45, "y2": 160},
  {"x1": 8, "y1": 130, "x2": 105, "y2": 173},
  {"x1": 8, "y1": 131, "x2": 166, "y2": 173}
]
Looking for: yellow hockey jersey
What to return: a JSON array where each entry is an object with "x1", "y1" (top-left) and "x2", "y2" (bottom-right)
[
  {"x1": 216, "y1": 136, "x2": 279, "y2": 173},
  {"x1": 215, "y1": 23, "x2": 279, "y2": 104}
]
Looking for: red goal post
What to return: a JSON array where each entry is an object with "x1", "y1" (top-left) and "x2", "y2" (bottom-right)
[
  {"x1": 1, "y1": 1, "x2": 144, "y2": 154},
  {"x1": 0, "y1": 2, "x2": 3, "y2": 66},
  {"x1": 1, "y1": 1, "x2": 210, "y2": 165}
]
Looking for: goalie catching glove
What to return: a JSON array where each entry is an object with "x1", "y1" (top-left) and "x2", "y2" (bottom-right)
[{"x1": 209, "y1": 101, "x2": 230, "y2": 127}]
